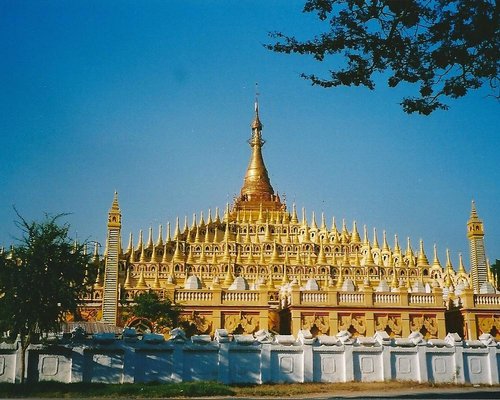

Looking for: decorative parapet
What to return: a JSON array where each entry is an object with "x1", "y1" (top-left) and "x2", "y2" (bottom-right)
[
  {"x1": 294, "y1": 289, "x2": 442, "y2": 309},
  {"x1": 474, "y1": 294, "x2": 500, "y2": 307}
]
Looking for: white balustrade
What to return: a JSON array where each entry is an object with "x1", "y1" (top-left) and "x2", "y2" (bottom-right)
[
  {"x1": 475, "y1": 294, "x2": 500, "y2": 306},
  {"x1": 175, "y1": 290, "x2": 213, "y2": 302},
  {"x1": 374, "y1": 293, "x2": 400, "y2": 304},
  {"x1": 300, "y1": 291, "x2": 327, "y2": 304},
  {"x1": 338, "y1": 292, "x2": 364, "y2": 304},
  {"x1": 409, "y1": 294, "x2": 435, "y2": 305},
  {"x1": 222, "y1": 291, "x2": 259, "y2": 303}
]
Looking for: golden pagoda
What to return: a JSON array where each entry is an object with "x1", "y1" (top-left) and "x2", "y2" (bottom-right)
[{"x1": 79, "y1": 103, "x2": 499, "y2": 340}]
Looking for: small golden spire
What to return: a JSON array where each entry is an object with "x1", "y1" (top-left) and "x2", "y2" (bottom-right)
[
  {"x1": 432, "y1": 244, "x2": 442, "y2": 269},
  {"x1": 267, "y1": 271, "x2": 275, "y2": 289},
  {"x1": 222, "y1": 242, "x2": 231, "y2": 263},
  {"x1": 211, "y1": 249, "x2": 218, "y2": 264},
  {"x1": 301, "y1": 207, "x2": 307, "y2": 227},
  {"x1": 166, "y1": 222, "x2": 171, "y2": 242},
  {"x1": 223, "y1": 265, "x2": 234, "y2": 286},
  {"x1": 204, "y1": 224, "x2": 211, "y2": 243},
  {"x1": 156, "y1": 224, "x2": 163, "y2": 247},
  {"x1": 191, "y1": 213, "x2": 197, "y2": 231},
  {"x1": 336, "y1": 267, "x2": 344, "y2": 289},
  {"x1": 199, "y1": 245, "x2": 208, "y2": 264},
  {"x1": 199, "y1": 211, "x2": 205, "y2": 227},
  {"x1": 382, "y1": 230, "x2": 390, "y2": 252},
  {"x1": 351, "y1": 221, "x2": 361, "y2": 243},
  {"x1": 291, "y1": 203, "x2": 298, "y2": 223},
  {"x1": 213, "y1": 225, "x2": 222, "y2": 243},
  {"x1": 281, "y1": 265, "x2": 289, "y2": 285},
  {"x1": 458, "y1": 253, "x2": 466, "y2": 274},
  {"x1": 363, "y1": 225, "x2": 369, "y2": 246},
  {"x1": 146, "y1": 226, "x2": 153, "y2": 249},
  {"x1": 182, "y1": 216, "x2": 188, "y2": 235},
  {"x1": 254, "y1": 229, "x2": 260, "y2": 244},
  {"x1": 310, "y1": 211, "x2": 318, "y2": 230},
  {"x1": 405, "y1": 237, "x2": 414, "y2": 259},
  {"x1": 372, "y1": 228, "x2": 380, "y2": 249},
  {"x1": 186, "y1": 245, "x2": 195, "y2": 264},
  {"x1": 331, "y1": 216, "x2": 339, "y2": 235},
  {"x1": 257, "y1": 203, "x2": 264, "y2": 223},
  {"x1": 342, "y1": 250, "x2": 351, "y2": 267},
  {"x1": 236, "y1": 246, "x2": 243, "y2": 264},
  {"x1": 174, "y1": 217, "x2": 180, "y2": 240},
  {"x1": 150, "y1": 244, "x2": 158, "y2": 263},
  {"x1": 215, "y1": 207, "x2": 221, "y2": 224},
  {"x1": 136, "y1": 267, "x2": 147, "y2": 289},
  {"x1": 153, "y1": 268, "x2": 161, "y2": 288},
  {"x1": 407, "y1": 249, "x2": 416, "y2": 268},
  {"x1": 302, "y1": 224, "x2": 312, "y2": 243},
  {"x1": 270, "y1": 241, "x2": 280, "y2": 263},
  {"x1": 247, "y1": 245, "x2": 256, "y2": 264},
  {"x1": 417, "y1": 239, "x2": 430, "y2": 267},
  {"x1": 136, "y1": 229, "x2": 144, "y2": 252},
  {"x1": 207, "y1": 208, "x2": 213, "y2": 225},
  {"x1": 172, "y1": 240, "x2": 184, "y2": 263},
  {"x1": 264, "y1": 221, "x2": 272, "y2": 242},
  {"x1": 284, "y1": 249, "x2": 291, "y2": 265},
  {"x1": 317, "y1": 238, "x2": 327, "y2": 264},
  {"x1": 194, "y1": 226, "x2": 201, "y2": 243},
  {"x1": 391, "y1": 265, "x2": 398, "y2": 289},
  {"x1": 364, "y1": 242, "x2": 375, "y2": 266},
  {"x1": 353, "y1": 250, "x2": 361, "y2": 267},
  {"x1": 139, "y1": 244, "x2": 146, "y2": 262},
  {"x1": 259, "y1": 246, "x2": 266, "y2": 264},
  {"x1": 124, "y1": 267, "x2": 131, "y2": 289},
  {"x1": 92, "y1": 242, "x2": 100, "y2": 264},
  {"x1": 126, "y1": 232, "x2": 133, "y2": 254},
  {"x1": 223, "y1": 221, "x2": 231, "y2": 242},
  {"x1": 244, "y1": 224, "x2": 251, "y2": 244},
  {"x1": 340, "y1": 219, "x2": 349, "y2": 245},
  {"x1": 320, "y1": 212, "x2": 327, "y2": 230},
  {"x1": 446, "y1": 248, "x2": 454, "y2": 271},
  {"x1": 295, "y1": 247, "x2": 303, "y2": 265},
  {"x1": 162, "y1": 243, "x2": 169, "y2": 263},
  {"x1": 94, "y1": 266, "x2": 102, "y2": 289}
]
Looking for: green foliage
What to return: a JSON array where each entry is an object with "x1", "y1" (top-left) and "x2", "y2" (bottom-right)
[
  {"x1": 491, "y1": 259, "x2": 500, "y2": 290},
  {"x1": 267, "y1": 0, "x2": 499, "y2": 115},
  {"x1": 131, "y1": 290, "x2": 181, "y2": 332},
  {"x1": 0, "y1": 212, "x2": 95, "y2": 382}
]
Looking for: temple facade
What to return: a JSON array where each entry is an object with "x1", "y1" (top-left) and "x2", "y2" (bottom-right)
[{"x1": 80, "y1": 103, "x2": 500, "y2": 340}]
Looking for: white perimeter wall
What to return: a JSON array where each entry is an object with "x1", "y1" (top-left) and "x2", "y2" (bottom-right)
[{"x1": 1, "y1": 331, "x2": 499, "y2": 385}]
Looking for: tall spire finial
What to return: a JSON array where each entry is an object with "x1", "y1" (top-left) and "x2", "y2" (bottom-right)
[
  {"x1": 255, "y1": 82, "x2": 260, "y2": 111},
  {"x1": 251, "y1": 85, "x2": 263, "y2": 133}
]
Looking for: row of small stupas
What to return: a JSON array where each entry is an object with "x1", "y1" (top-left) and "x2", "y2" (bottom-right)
[{"x1": 93, "y1": 204, "x2": 496, "y2": 297}]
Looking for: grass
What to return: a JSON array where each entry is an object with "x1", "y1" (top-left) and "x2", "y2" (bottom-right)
[
  {"x1": 0, "y1": 380, "x2": 494, "y2": 398},
  {"x1": 0, "y1": 381, "x2": 235, "y2": 398}
]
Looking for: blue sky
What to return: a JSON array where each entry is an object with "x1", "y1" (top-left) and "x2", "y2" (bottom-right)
[{"x1": 1, "y1": 1, "x2": 498, "y2": 267}]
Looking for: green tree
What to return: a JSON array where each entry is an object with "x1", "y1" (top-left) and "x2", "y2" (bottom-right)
[
  {"x1": 0, "y1": 213, "x2": 95, "y2": 383},
  {"x1": 131, "y1": 290, "x2": 181, "y2": 333},
  {"x1": 267, "y1": 0, "x2": 499, "y2": 115},
  {"x1": 491, "y1": 259, "x2": 500, "y2": 290}
]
